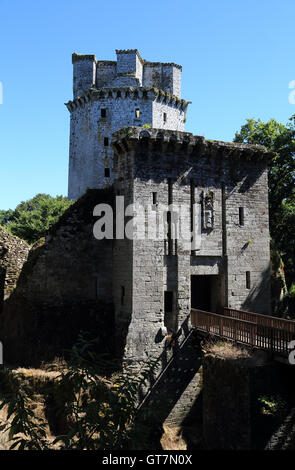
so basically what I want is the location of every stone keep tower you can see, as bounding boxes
[66,49,191,200]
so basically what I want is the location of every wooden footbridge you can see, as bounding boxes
[191,307,295,359]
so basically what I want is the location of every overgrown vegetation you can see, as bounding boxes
[258,395,287,418]
[0,335,158,450]
[0,194,74,245]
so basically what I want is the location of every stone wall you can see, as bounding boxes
[137,331,203,427]
[67,49,189,200]
[111,127,272,376]
[203,352,252,449]
[0,227,30,309]
[1,189,114,366]
[202,348,295,450]
[67,89,188,200]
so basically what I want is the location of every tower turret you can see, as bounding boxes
[66,49,191,200]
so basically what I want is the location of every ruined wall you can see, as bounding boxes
[0,227,30,308]
[1,190,114,366]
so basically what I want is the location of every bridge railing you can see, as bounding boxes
[223,307,295,333]
[191,308,294,356]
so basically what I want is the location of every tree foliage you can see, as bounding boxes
[234,115,295,292]
[0,194,74,244]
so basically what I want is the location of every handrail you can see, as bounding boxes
[223,307,295,333]
[191,308,294,356]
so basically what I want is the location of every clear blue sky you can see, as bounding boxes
[0,0,294,209]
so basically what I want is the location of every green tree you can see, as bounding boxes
[0,209,14,226]
[234,115,295,292]
[0,194,74,244]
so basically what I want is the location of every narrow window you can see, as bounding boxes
[104,168,110,178]
[101,108,106,118]
[163,112,167,123]
[246,271,251,289]
[239,207,244,226]
[152,192,158,205]
[164,291,173,313]
[104,137,109,147]
[135,108,140,118]
[121,286,125,306]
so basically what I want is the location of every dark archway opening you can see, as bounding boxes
[191,275,211,311]
[191,274,223,313]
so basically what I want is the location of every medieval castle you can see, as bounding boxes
[64,48,271,368]
[0,50,272,425]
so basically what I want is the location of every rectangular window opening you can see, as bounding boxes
[239,207,245,226]
[246,271,251,289]
[101,108,106,118]
[104,168,110,178]
[163,112,167,123]
[135,108,140,118]
[104,137,109,147]
[152,192,158,205]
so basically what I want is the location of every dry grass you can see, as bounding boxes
[0,364,115,450]
[0,366,63,450]
[14,368,60,380]
[0,406,12,450]
[160,425,187,450]
[203,340,252,360]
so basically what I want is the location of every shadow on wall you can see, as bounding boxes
[0,189,116,368]
[241,264,271,315]
[131,137,265,191]
[0,268,5,314]
[135,315,203,432]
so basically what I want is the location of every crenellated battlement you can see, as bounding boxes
[111,126,272,161]
[71,49,183,99]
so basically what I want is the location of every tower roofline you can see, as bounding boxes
[144,61,182,70]
[115,49,182,70]
[72,50,183,70]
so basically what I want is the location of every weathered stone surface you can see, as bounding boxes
[111,127,272,374]
[67,49,190,200]
[0,227,30,308]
